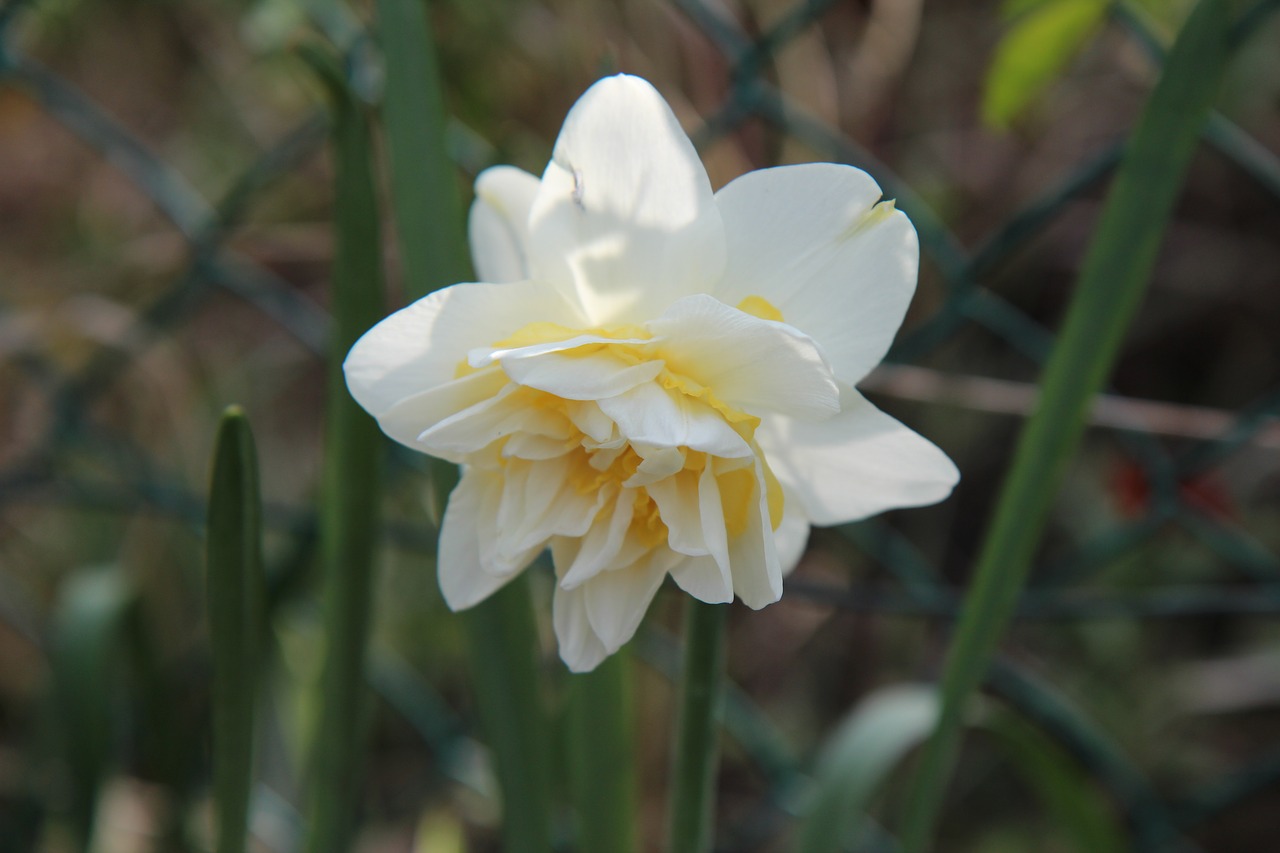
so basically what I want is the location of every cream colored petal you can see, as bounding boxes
[713,163,918,386]
[558,485,633,589]
[772,483,811,577]
[499,349,665,401]
[418,384,574,457]
[583,552,672,653]
[527,75,725,325]
[647,294,839,418]
[437,470,522,610]
[469,332,651,370]
[344,279,584,415]
[669,554,734,604]
[726,460,783,610]
[468,166,540,283]
[553,582,610,673]
[377,368,509,457]
[646,471,708,558]
[490,456,602,562]
[761,387,958,526]
[597,382,753,459]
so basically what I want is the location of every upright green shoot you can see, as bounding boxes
[300,47,386,853]
[899,2,1232,848]
[206,407,266,853]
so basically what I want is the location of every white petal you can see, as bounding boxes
[696,464,733,590]
[564,400,616,444]
[669,555,733,604]
[647,294,839,418]
[419,384,574,457]
[470,332,651,370]
[713,164,918,386]
[437,470,522,610]
[628,444,687,485]
[583,553,671,652]
[344,279,584,415]
[527,75,726,325]
[773,484,811,576]
[559,485,634,588]
[500,350,665,401]
[726,460,783,610]
[378,368,509,455]
[597,382,753,459]
[646,471,708,558]
[761,387,958,526]
[553,583,610,673]
[469,166,540,283]
[492,456,602,560]
[471,466,545,575]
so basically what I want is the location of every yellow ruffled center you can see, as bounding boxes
[468,296,788,548]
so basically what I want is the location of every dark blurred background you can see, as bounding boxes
[1,0,1279,850]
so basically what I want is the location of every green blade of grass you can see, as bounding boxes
[206,407,266,853]
[987,659,1180,847]
[372,5,556,846]
[795,685,940,853]
[300,45,387,853]
[897,1,1231,849]
[667,600,728,853]
[986,711,1127,853]
[50,567,136,851]
[375,0,469,298]
[459,572,554,853]
[568,649,637,853]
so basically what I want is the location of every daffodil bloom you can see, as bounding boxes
[345,75,958,671]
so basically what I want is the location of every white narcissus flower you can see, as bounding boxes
[345,74,958,672]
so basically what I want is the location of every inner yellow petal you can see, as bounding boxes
[735,295,784,323]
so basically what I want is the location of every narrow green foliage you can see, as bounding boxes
[982,0,1108,129]
[899,1,1231,849]
[301,46,387,853]
[50,567,136,851]
[370,4,557,846]
[375,0,469,298]
[987,712,1127,853]
[667,601,728,853]
[459,573,554,853]
[568,650,637,853]
[796,686,939,853]
[206,407,266,853]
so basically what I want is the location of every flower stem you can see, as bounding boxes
[569,648,637,853]
[298,47,385,853]
[667,600,727,853]
[460,574,554,853]
[207,407,265,853]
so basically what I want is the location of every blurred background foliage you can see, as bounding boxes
[1,0,1279,850]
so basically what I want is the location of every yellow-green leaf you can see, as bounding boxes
[983,0,1109,129]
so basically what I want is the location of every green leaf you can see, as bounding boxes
[49,567,136,850]
[206,406,267,853]
[458,573,554,853]
[986,712,1127,853]
[567,649,637,853]
[301,46,387,853]
[376,0,470,299]
[982,0,1109,130]
[900,1,1232,849]
[667,600,728,853]
[795,685,939,853]
[369,4,557,846]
